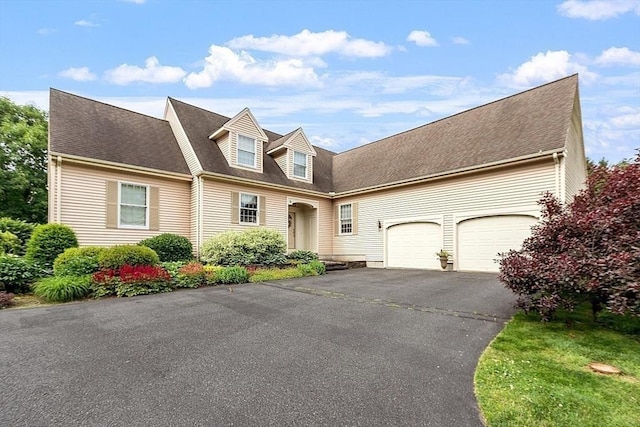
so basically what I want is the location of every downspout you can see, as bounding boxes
[553,153,561,200]
[197,175,204,259]
[56,156,62,223]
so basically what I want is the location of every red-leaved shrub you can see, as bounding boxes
[499,154,640,320]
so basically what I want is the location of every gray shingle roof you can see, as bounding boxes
[49,89,190,175]
[50,75,579,195]
[168,98,335,193]
[332,74,578,192]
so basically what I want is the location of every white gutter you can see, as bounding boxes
[198,171,332,199]
[553,152,561,199]
[56,156,62,223]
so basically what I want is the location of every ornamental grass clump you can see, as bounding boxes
[33,275,91,303]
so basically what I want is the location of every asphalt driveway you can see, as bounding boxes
[0,269,516,426]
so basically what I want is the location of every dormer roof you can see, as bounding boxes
[208,107,268,141]
[266,128,317,156]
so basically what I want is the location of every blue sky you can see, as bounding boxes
[1,0,638,162]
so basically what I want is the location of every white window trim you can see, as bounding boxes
[237,134,257,169]
[292,150,308,179]
[118,181,149,230]
[239,192,259,226]
[339,203,353,235]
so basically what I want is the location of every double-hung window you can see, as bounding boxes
[120,183,148,228]
[293,151,307,178]
[240,193,258,224]
[237,134,256,168]
[339,203,352,234]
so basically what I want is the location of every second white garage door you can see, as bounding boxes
[457,215,537,272]
[387,222,441,269]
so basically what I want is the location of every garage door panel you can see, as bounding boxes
[457,215,537,272]
[387,222,441,269]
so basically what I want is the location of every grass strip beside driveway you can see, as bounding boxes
[474,306,640,427]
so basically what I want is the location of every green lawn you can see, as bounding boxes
[475,306,640,427]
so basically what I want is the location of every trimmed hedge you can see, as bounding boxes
[0,231,21,255]
[98,245,159,270]
[54,246,106,276]
[0,217,35,255]
[201,228,287,266]
[25,223,78,269]
[139,233,193,262]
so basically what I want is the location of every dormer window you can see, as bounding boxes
[237,134,256,168]
[293,151,307,179]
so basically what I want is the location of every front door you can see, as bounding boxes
[288,212,296,249]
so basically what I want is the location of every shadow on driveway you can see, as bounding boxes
[1,268,515,426]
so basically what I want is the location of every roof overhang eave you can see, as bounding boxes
[332,148,566,198]
[49,152,194,181]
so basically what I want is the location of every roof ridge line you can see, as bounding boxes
[50,88,168,123]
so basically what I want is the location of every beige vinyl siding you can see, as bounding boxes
[563,98,587,202]
[58,163,191,247]
[200,178,332,257]
[218,134,230,165]
[288,132,312,153]
[274,152,287,176]
[165,101,202,175]
[233,113,263,138]
[331,160,556,262]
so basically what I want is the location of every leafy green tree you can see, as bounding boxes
[0,97,48,223]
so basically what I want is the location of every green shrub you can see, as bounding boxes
[139,233,193,262]
[287,250,319,264]
[33,275,91,303]
[53,246,106,277]
[160,261,187,281]
[308,260,326,275]
[296,263,318,277]
[249,267,304,283]
[214,266,249,284]
[0,231,21,255]
[25,223,78,269]
[203,265,222,285]
[0,217,35,255]
[201,228,287,266]
[98,245,159,270]
[0,254,40,293]
[0,291,15,308]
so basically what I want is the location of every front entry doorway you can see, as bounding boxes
[287,201,318,253]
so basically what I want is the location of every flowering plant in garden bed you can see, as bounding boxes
[176,262,207,288]
[91,264,173,297]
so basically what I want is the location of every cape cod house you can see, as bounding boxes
[48,74,587,272]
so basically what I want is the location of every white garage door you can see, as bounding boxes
[387,222,441,269]
[457,215,537,272]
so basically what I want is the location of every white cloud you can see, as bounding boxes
[332,72,468,95]
[59,67,97,81]
[610,111,640,128]
[37,28,57,35]
[310,135,339,149]
[407,30,439,47]
[74,19,99,27]
[595,47,640,67]
[497,50,598,87]
[104,57,187,85]
[226,29,391,58]
[452,36,470,45]
[557,0,640,20]
[184,45,322,89]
